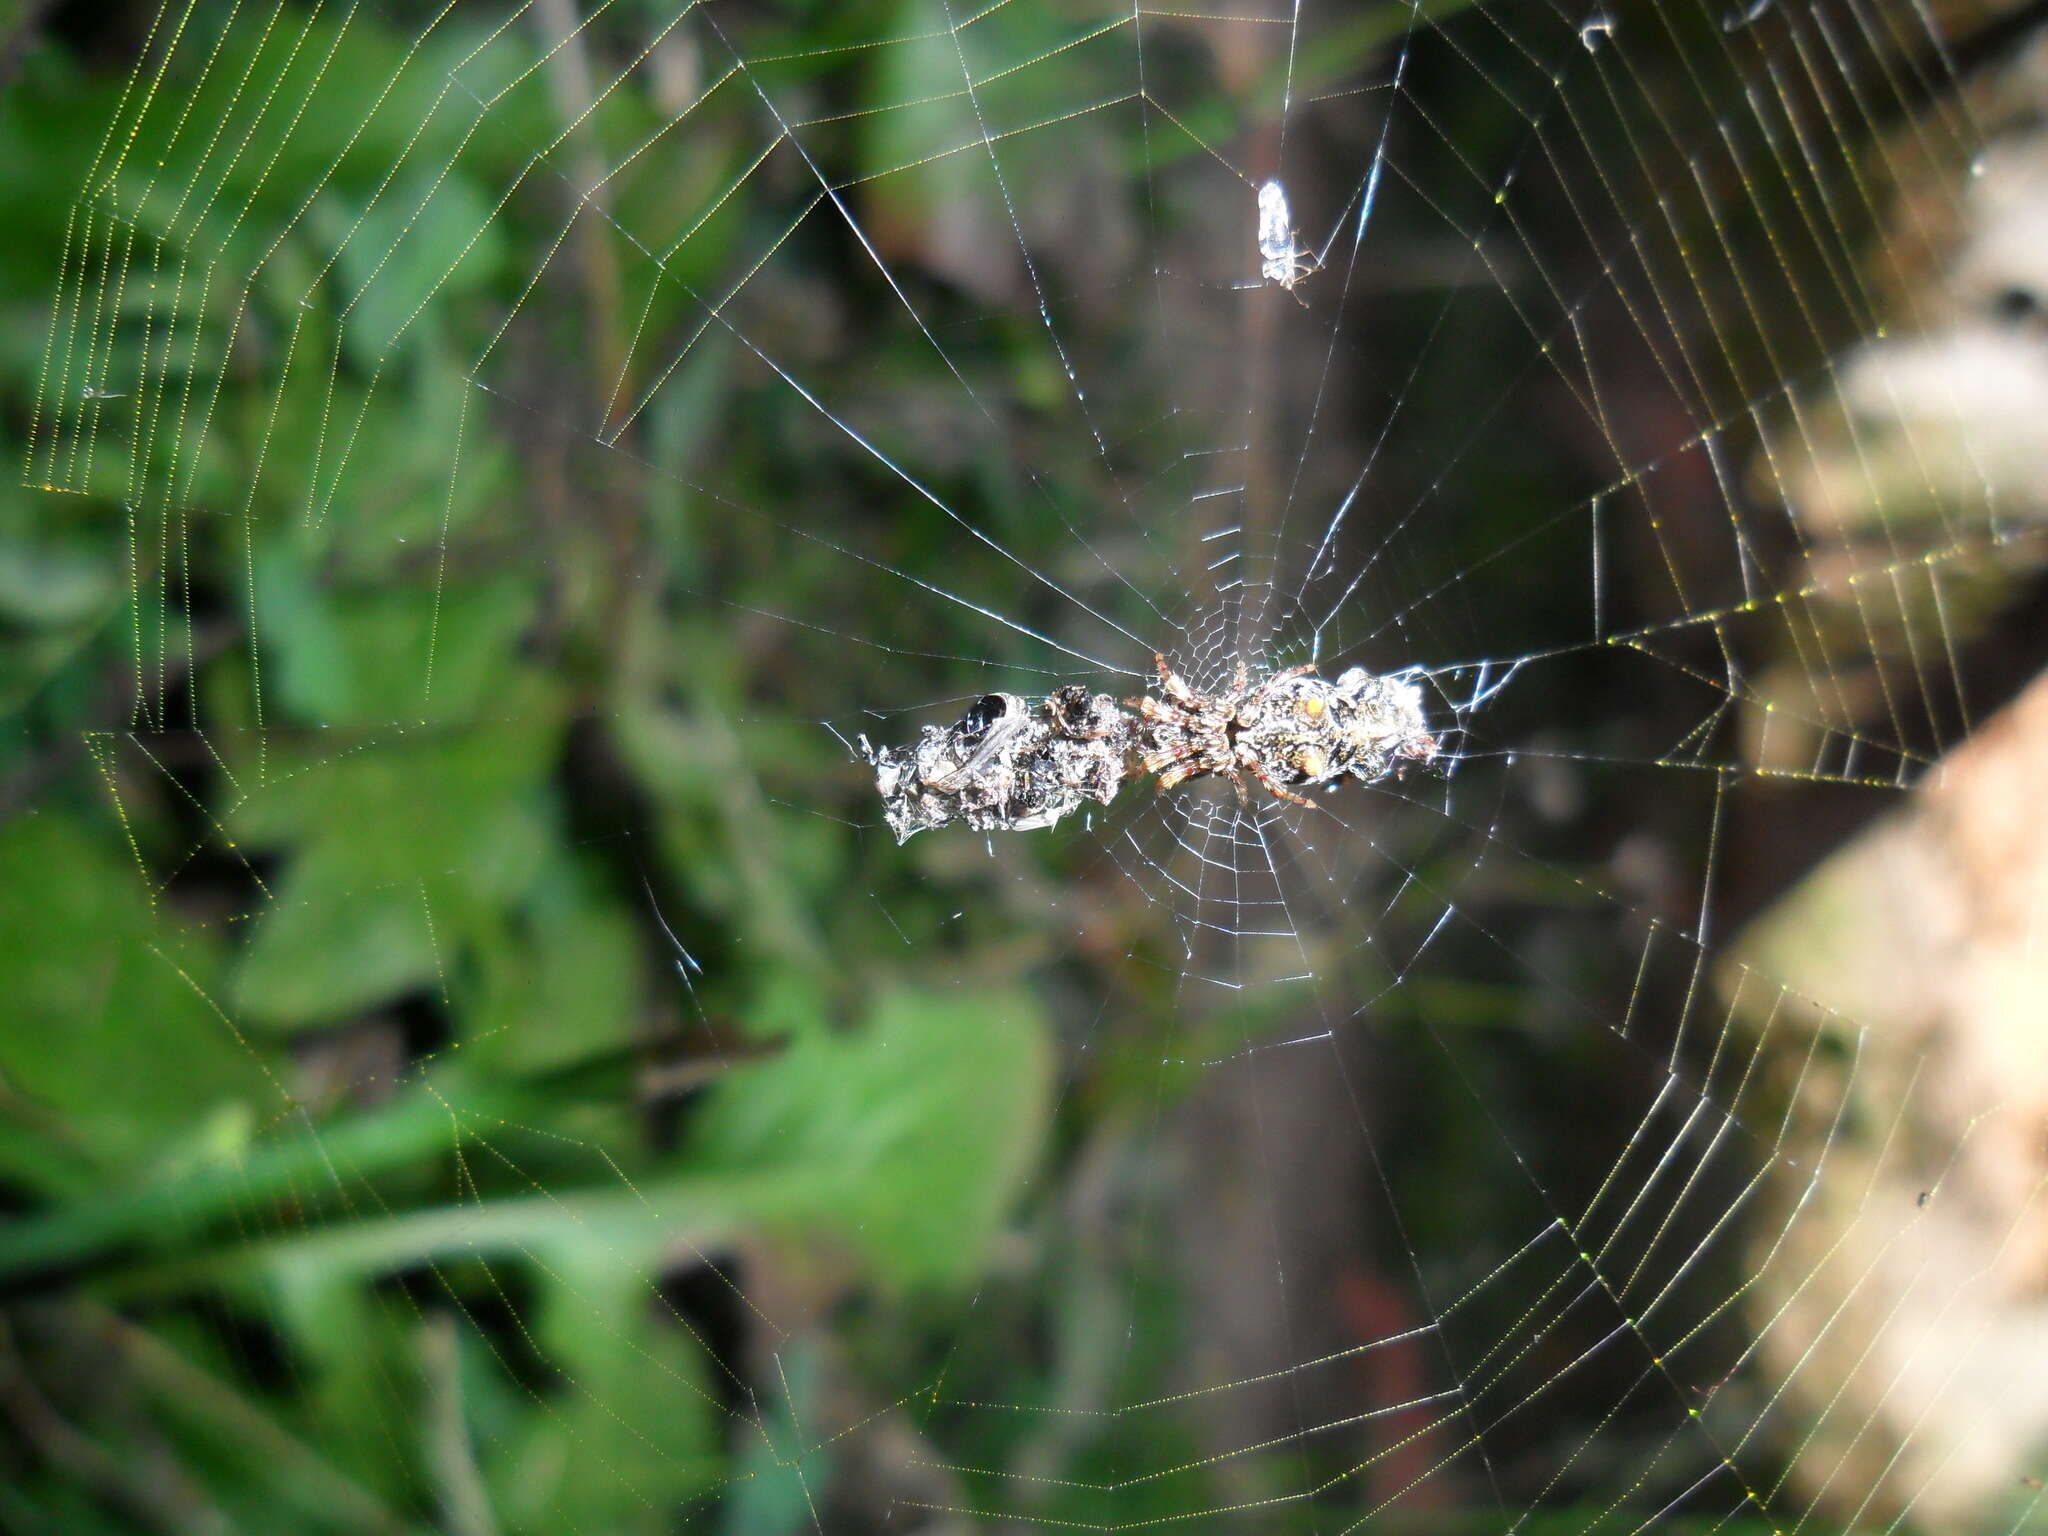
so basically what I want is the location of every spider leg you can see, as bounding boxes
[1154,654,1199,707]
[1126,696,1192,726]
[1142,738,1205,776]
[1253,765,1317,808]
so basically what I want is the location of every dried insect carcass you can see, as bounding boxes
[862,686,1131,844]
[1255,179,1320,296]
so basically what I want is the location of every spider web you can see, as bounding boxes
[15,0,2048,1531]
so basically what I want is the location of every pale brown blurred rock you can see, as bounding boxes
[1725,667,2048,1530]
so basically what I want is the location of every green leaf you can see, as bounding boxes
[315,168,506,375]
[717,1333,830,1536]
[0,813,272,1189]
[229,680,563,1028]
[690,985,1054,1290]
[465,854,644,1075]
[232,843,449,1025]
[255,557,539,726]
[59,987,1052,1304]
[0,535,117,627]
[490,1249,722,1534]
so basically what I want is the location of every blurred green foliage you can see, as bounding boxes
[0,4,1085,1528]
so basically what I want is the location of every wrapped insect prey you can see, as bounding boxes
[861,687,1133,844]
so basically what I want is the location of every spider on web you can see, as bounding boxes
[1129,653,1438,808]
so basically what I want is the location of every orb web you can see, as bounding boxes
[13,1,2048,1532]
